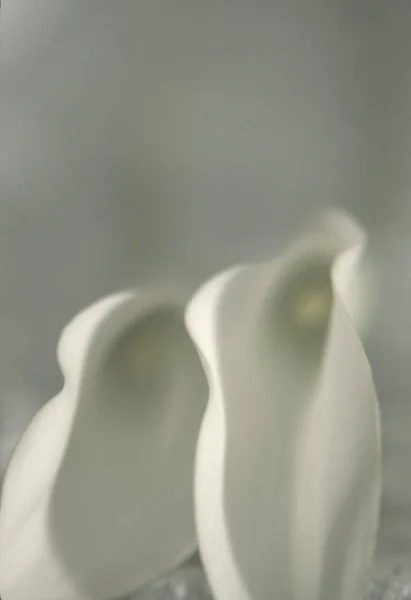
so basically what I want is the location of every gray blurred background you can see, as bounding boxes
[1,0,411,562]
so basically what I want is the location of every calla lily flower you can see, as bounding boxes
[185,210,381,600]
[0,290,207,600]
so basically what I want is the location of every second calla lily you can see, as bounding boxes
[185,210,381,600]
[0,290,207,600]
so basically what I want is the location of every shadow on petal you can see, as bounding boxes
[0,290,208,600]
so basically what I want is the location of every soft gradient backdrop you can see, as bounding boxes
[1,0,411,561]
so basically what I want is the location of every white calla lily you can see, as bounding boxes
[0,290,207,600]
[185,210,381,600]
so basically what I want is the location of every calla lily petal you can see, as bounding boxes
[185,210,381,600]
[304,208,376,334]
[0,290,208,600]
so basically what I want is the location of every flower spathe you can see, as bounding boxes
[185,210,381,600]
[0,290,208,600]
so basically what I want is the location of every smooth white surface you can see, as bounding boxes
[186,211,381,600]
[2,0,411,565]
[0,291,207,600]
